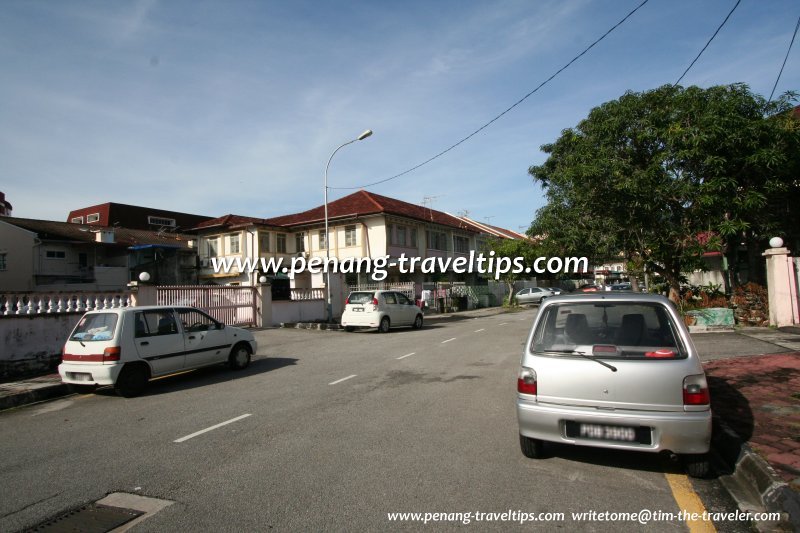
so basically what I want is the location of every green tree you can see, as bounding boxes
[529,84,800,302]
[488,237,542,305]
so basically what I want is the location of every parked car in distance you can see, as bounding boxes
[609,282,633,291]
[515,287,554,305]
[59,306,257,397]
[575,284,601,292]
[516,293,711,477]
[341,290,423,333]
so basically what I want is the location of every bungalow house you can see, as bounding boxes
[191,191,524,292]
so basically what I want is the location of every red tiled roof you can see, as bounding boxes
[194,214,269,230]
[264,191,479,232]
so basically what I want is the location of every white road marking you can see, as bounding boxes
[441,337,456,344]
[174,414,252,443]
[329,374,357,385]
[474,328,485,333]
[397,352,416,360]
[498,322,508,325]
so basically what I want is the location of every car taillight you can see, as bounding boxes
[683,374,710,405]
[517,367,537,396]
[372,297,379,306]
[345,297,350,305]
[103,346,121,362]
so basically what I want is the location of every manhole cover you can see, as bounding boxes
[25,503,143,533]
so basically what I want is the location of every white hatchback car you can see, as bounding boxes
[341,290,424,333]
[517,293,712,477]
[59,306,258,397]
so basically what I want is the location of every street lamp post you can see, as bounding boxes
[324,129,373,322]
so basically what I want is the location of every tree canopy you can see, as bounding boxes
[528,84,800,301]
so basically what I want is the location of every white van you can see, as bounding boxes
[58,306,257,397]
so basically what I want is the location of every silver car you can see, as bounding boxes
[516,293,711,477]
[515,287,553,305]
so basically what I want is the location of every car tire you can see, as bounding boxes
[344,326,355,332]
[683,453,710,478]
[413,314,423,329]
[68,384,97,395]
[378,316,390,333]
[519,434,544,459]
[114,364,149,398]
[229,343,252,370]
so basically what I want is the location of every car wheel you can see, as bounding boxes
[413,314,423,329]
[378,317,390,333]
[68,384,97,395]
[519,434,544,458]
[344,326,355,332]
[683,453,710,478]
[114,364,149,398]
[229,343,251,370]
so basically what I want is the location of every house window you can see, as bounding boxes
[453,235,470,254]
[0,253,6,270]
[345,225,357,247]
[148,216,176,227]
[86,213,100,223]
[277,233,287,254]
[45,250,66,259]
[410,228,417,247]
[70,216,83,224]
[295,232,305,253]
[426,230,448,251]
[396,226,407,247]
[229,234,240,254]
[260,232,270,253]
[207,238,219,258]
[318,230,327,250]
[386,224,394,245]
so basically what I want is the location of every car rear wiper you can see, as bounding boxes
[544,349,618,372]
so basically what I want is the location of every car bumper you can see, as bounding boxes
[341,313,382,328]
[517,398,711,454]
[58,362,124,386]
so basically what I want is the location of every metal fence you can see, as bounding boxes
[156,285,258,326]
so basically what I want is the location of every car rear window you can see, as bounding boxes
[348,292,374,304]
[530,302,686,359]
[70,313,118,341]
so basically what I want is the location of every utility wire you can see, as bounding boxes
[674,0,741,86]
[768,13,800,103]
[331,0,650,190]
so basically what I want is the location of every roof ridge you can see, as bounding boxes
[359,190,385,212]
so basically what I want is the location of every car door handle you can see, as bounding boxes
[188,336,196,340]
[140,341,149,346]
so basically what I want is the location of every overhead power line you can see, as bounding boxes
[768,13,800,103]
[330,0,650,190]
[674,0,741,86]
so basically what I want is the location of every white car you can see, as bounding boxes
[515,287,554,305]
[59,306,258,397]
[341,290,424,333]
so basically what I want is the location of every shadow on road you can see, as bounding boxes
[93,356,298,398]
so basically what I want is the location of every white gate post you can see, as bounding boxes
[763,239,800,327]
[257,280,272,328]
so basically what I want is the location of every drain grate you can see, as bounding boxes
[25,503,143,533]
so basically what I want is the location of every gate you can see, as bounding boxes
[156,285,257,327]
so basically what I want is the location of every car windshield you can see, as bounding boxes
[70,313,118,341]
[530,302,686,359]
[348,292,374,304]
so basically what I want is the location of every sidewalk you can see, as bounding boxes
[1,324,798,527]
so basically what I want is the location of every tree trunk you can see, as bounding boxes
[507,281,516,306]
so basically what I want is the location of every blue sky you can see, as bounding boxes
[1,0,798,232]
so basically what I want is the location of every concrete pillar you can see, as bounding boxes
[256,281,272,328]
[128,283,157,307]
[762,245,800,327]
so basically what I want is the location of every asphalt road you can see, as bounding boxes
[0,308,747,531]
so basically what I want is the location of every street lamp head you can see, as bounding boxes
[357,129,373,141]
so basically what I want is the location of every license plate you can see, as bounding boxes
[352,307,364,312]
[565,421,638,442]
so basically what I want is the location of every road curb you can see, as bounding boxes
[711,418,799,531]
[0,383,71,412]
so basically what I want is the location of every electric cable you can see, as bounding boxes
[674,0,741,86]
[330,0,650,190]
[768,13,800,103]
